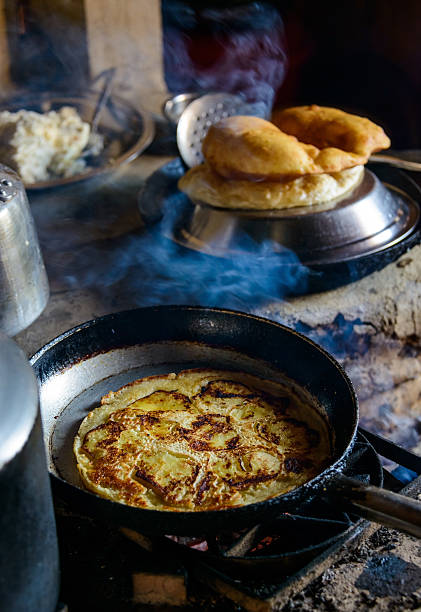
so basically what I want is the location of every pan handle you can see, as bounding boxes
[327,474,421,539]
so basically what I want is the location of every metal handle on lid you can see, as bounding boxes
[0,176,17,202]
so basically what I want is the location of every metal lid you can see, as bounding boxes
[171,170,420,264]
[0,334,38,469]
[163,93,201,124]
[0,164,19,203]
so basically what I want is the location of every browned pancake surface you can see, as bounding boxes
[74,369,331,511]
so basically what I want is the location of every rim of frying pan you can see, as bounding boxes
[30,305,359,533]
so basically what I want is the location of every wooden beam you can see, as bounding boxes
[4,0,89,91]
[0,0,11,90]
[84,0,167,113]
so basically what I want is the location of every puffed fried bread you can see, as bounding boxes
[178,163,364,210]
[74,369,331,512]
[272,104,390,159]
[178,106,390,210]
[202,115,368,181]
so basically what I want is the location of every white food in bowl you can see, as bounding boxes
[0,106,103,184]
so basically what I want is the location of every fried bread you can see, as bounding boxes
[178,107,389,210]
[74,369,331,512]
[178,162,364,210]
[202,115,370,181]
[272,104,391,160]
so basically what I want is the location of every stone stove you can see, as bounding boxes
[14,155,421,611]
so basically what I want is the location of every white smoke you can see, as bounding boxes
[163,3,288,114]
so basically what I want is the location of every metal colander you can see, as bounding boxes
[176,93,268,167]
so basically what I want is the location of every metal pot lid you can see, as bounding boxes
[139,162,420,266]
[0,334,38,469]
[173,170,419,264]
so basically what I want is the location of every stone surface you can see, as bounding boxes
[283,480,421,611]
[259,246,421,452]
[13,152,421,611]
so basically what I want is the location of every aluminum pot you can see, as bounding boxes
[0,334,59,612]
[0,165,49,336]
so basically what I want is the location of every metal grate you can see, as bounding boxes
[125,429,421,610]
[55,429,421,611]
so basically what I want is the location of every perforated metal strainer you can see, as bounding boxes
[176,93,268,167]
[174,92,421,172]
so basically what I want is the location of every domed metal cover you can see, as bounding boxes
[139,162,420,267]
[0,334,38,469]
[173,170,420,264]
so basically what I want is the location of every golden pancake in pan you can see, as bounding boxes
[74,369,331,512]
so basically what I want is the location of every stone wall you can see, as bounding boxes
[260,245,421,452]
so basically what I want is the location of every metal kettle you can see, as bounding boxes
[0,165,49,336]
[0,334,59,612]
